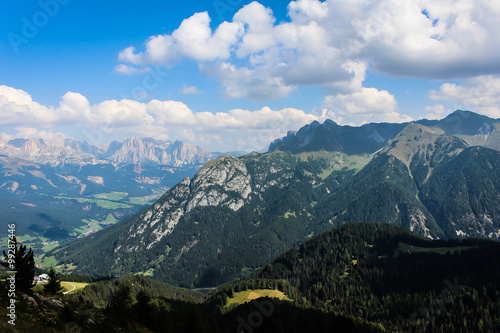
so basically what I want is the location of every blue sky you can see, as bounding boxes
[1,0,500,151]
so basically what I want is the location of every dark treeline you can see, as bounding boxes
[2,222,500,332]
[253,222,500,332]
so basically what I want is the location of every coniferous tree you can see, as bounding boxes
[2,236,36,291]
[44,266,64,294]
[107,283,133,314]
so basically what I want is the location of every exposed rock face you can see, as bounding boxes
[0,135,212,168]
[104,138,212,167]
[0,136,104,166]
[123,155,252,251]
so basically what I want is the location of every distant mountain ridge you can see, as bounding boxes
[0,134,105,166]
[270,110,500,154]
[0,135,213,168]
[0,135,218,249]
[102,137,212,167]
[269,119,407,154]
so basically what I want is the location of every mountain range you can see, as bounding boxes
[0,134,213,167]
[0,136,219,261]
[47,110,500,288]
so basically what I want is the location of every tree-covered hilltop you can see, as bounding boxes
[0,270,384,333]
[252,222,500,332]
[67,274,205,307]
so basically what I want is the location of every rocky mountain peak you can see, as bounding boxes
[269,118,406,154]
[104,137,211,167]
[50,133,67,147]
[122,154,253,251]
[22,138,46,151]
[437,110,498,135]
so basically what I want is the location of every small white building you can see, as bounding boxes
[38,274,49,282]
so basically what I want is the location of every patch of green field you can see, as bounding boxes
[17,235,38,242]
[1,235,39,250]
[74,218,103,234]
[38,255,58,268]
[54,195,73,200]
[104,213,118,224]
[297,151,373,179]
[77,198,133,209]
[55,194,134,209]
[129,196,152,205]
[137,268,155,277]
[0,237,9,247]
[152,188,165,195]
[240,267,259,277]
[225,289,291,309]
[129,190,164,205]
[61,281,89,293]
[93,191,128,201]
[42,242,60,253]
[396,242,478,256]
[284,211,297,218]
[32,283,44,292]
[57,263,77,273]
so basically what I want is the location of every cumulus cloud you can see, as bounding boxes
[0,85,87,126]
[323,87,413,124]
[200,62,295,100]
[288,0,329,23]
[233,1,276,58]
[429,75,500,118]
[118,12,244,65]
[11,128,68,143]
[115,64,151,75]
[116,0,500,103]
[179,85,201,94]
[0,85,324,151]
[117,1,369,100]
[422,104,452,120]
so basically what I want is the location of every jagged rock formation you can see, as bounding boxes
[0,135,212,168]
[103,137,212,167]
[0,135,105,166]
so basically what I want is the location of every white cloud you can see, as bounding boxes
[323,87,413,124]
[422,104,452,120]
[91,99,152,128]
[115,64,151,75]
[10,128,67,143]
[0,85,85,126]
[429,75,500,118]
[118,12,244,66]
[147,100,196,126]
[0,85,326,151]
[352,0,500,78]
[233,1,276,57]
[115,0,500,103]
[288,0,329,23]
[200,62,295,100]
[116,1,369,100]
[179,85,201,94]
